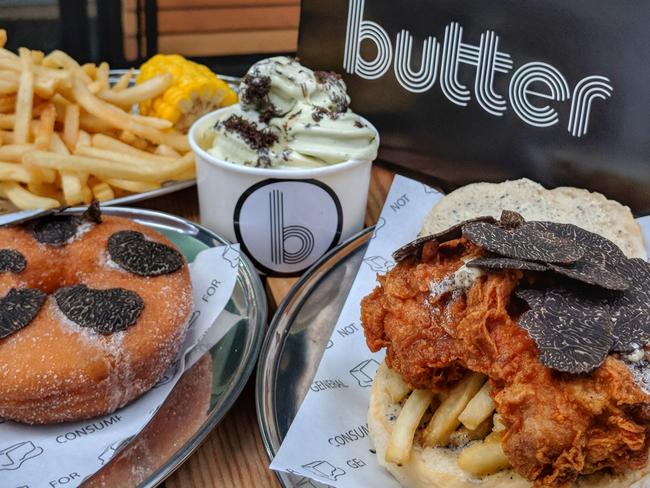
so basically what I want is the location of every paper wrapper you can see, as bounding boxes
[270,175,650,487]
[0,244,241,488]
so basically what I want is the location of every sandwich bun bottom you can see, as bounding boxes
[368,361,649,488]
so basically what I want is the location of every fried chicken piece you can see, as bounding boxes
[361,238,650,487]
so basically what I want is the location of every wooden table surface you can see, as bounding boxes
[130,165,395,488]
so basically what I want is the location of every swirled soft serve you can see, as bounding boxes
[203,57,378,168]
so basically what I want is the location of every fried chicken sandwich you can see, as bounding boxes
[361,179,650,487]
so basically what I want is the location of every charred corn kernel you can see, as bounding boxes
[137,54,237,132]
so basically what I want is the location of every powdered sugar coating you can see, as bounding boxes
[0,216,192,424]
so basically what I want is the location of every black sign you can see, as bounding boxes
[298,1,650,213]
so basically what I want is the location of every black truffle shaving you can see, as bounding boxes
[518,287,614,373]
[548,261,629,291]
[30,202,102,246]
[609,258,650,352]
[393,216,497,262]
[467,256,548,272]
[0,288,46,338]
[82,200,102,224]
[32,215,80,245]
[498,210,526,229]
[463,220,583,264]
[0,249,26,273]
[107,230,185,276]
[54,284,144,334]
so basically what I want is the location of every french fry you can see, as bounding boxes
[31,50,44,65]
[24,150,194,182]
[97,73,172,108]
[14,48,34,144]
[449,416,493,448]
[81,62,96,79]
[0,78,18,94]
[111,69,133,92]
[386,389,435,465]
[50,132,83,205]
[130,113,173,130]
[77,129,91,147]
[154,144,180,158]
[42,50,91,83]
[383,367,413,404]
[458,432,511,477]
[79,111,113,133]
[75,145,173,168]
[102,177,160,193]
[34,103,56,149]
[91,133,174,162]
[88,62,109,94]
[0,161,41,183]
[0,29,6,49]
[458,382,495,431]
[118,130,148,150]
[0,144,35,162]
[0,94,16,112]
[91,181,114,201]
[492,413,506,433]
[0,113,14,129]
[0,181,59,209]
[70,78,189,151]
[63,103,80,151]
[423,373,486,447]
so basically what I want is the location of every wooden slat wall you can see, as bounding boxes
[122,0,300,61]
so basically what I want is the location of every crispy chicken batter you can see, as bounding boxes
[361,238,650,487]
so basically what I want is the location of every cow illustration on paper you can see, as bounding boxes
[0,441,44,471]
[222,244,240,269]
[363,255,393,273]
[301,460,346,481]
[371,217,386,240]
[98,437,133,465]
[350,358,381,387]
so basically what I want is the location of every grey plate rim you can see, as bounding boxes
[56,206,267,487]
[255,226,373,488]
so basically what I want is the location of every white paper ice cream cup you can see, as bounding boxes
[189,108,379,276]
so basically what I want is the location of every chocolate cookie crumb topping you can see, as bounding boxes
[240,73,271,107]
[55,284,144,334]
[221,115,278,151]
[0,288,46,338]
[0,249,26,273]
[108,230,185,276]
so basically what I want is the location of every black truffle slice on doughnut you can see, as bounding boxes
[462,221,583,264]
[518,287,614,373]
[0,249,26,273]
[609,258,650,352]
[467,256,548,272]
[32,215,81,246]
[0,288,47,338]
[393,216,496,262]
[107,230,184,276]
[54,284,144,334]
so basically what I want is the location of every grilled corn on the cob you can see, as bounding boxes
[137,54,237,132]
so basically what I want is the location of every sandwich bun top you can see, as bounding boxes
[421,178,646,259]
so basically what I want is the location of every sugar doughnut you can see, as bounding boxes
[0,212,192,424]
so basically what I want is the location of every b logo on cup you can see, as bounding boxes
[234,179,343,275]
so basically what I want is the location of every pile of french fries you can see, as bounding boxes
[383,367,511,477]
[0,30,195,210]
